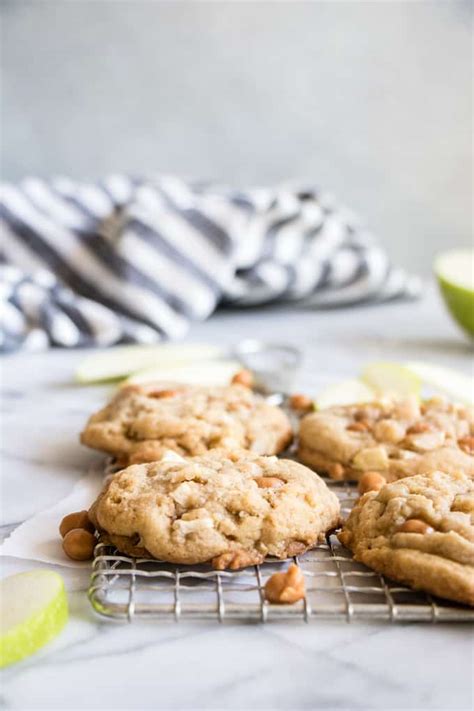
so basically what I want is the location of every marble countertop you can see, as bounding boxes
[1,283,473,710]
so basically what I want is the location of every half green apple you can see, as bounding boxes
[434,248,474,338]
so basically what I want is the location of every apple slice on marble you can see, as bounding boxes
[123,359,241,387]
[0,571,68,668]
[315,379,376,409]
[75,343,225,383]
[361,362,421,399]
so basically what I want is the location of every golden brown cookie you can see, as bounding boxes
[81,383,293,465]
[298,396,474,482]
[89,451,341,569]
[338,471,474,606]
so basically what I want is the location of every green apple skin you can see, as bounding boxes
[0,573,69,668]
[437,275,474,339]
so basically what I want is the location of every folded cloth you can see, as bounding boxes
[0,175,421,351]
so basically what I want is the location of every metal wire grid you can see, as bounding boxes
[88,480,474,623]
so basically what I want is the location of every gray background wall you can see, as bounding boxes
[1,0,472,274]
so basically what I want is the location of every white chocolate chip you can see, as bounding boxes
[373,419,406,444]
[171,481,205,508]
[352,446,389,470]
[170,464,213,484]
[398,449,418,460]
[160,450,186,464]
[172,516,214,537]
[408,430,445,452]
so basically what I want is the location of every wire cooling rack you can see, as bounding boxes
[88,479,474,623]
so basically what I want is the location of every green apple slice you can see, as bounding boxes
[75,343,225,383]
[405,361,474,406]
[124,359,241,386]
[1,571,68,668]
[361,362,421,398]
[434,248,474,338]
[315,378,376,409]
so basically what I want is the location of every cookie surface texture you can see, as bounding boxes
[81,383,293,464]
[298,396,474,482]
[338,471,474,605]
[89,451,341,569]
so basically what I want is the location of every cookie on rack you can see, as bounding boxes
[338,471,474,606]
[81,383,293,466]
[88,450,341,569]
[298,396,474,482]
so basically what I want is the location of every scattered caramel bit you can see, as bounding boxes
[212,549,263,570]
[231,369,254,388]
[289,393,314,413]
[148,389,180,399]
[62,529,96,561]
[255,476,284,489]
[406,422,432,435]
[264,564,306,605]
[358,471,386,495]
[347,421,370,433]
[398,519,434,535]
[59,510,95,538]
[458,436,474,455]
[327,462,345,480]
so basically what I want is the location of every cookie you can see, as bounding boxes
[338,471,474,606]
[298,396,474,482]
[81,383,293,465]
[88,451,341,568]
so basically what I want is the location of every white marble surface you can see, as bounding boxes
[1,283,473,710]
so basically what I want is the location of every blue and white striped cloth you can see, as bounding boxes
[0,176,421,351]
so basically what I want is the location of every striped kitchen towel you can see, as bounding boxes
[0,175,421,351]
